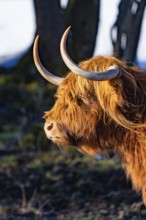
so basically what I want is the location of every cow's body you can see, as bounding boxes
[33,28,146,204]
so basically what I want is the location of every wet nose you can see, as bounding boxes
[44,121,59,140]
[47,122,53,131]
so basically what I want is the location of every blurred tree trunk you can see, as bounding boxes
[34,0,65,74]
[65,0,100,63]
[33,0,100,75]
[111,0,146,62]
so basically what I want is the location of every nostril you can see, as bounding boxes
[47,123,53,131]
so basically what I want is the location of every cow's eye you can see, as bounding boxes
[77,98,83,106]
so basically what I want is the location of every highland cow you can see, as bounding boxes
[33,27,146,204]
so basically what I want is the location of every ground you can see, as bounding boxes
[0,57,146,220]
[0,149,145,220]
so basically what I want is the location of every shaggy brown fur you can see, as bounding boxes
[44,56,146,204]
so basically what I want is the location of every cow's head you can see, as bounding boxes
[33,27,142,155]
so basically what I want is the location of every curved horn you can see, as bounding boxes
[60,26,120,81]
[33,35,64,86]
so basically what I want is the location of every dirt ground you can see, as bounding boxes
[0,148,145,220]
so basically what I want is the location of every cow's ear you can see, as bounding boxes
[94,66,137,113]
[94,79,124,113]
[94,67,143,129]
[94,77,131,128]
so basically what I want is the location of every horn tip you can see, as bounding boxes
[34,35,39,47]
[66,26,71,33]
[35,35,39,41]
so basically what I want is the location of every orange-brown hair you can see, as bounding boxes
[44,56,146,204]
